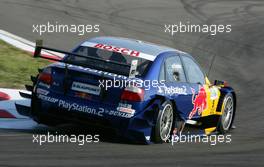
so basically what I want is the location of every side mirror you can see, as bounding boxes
[214,80,228,87]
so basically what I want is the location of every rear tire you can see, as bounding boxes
[217,93,235,134]
[153,101,174,143]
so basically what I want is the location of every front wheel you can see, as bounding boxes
[217,93,235,134]
[153,101,174,143]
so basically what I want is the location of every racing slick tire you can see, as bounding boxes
[217,93,235,134]
[153,101,174,143]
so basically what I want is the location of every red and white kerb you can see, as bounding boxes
[81,42,156,61]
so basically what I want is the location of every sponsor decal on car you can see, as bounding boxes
[171,64,182,69]
[188,86,207,119]
[117,103,135,116]
[71,81,101,96]
[36,88,49,95]
[37,94,134,118]
[157,85,187,95]
[99,108,133,118]
[38,94,58,103]
[58,100,104,117]
[129,59,138,78]
[81,41,156,61]
[209,87,219,100]
[94,43,140,57]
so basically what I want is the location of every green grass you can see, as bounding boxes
[0,40,50,88]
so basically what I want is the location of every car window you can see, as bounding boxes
[164,55,186,82]
[159,62,165,81]
[182,55,205,84]
[67,46,152,76]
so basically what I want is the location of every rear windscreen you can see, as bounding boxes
[65,46,152,76]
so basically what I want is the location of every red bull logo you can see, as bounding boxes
[188,86,207,119]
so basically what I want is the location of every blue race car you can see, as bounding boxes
[16,37,236,144]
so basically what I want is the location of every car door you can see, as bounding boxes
[181,54,213,120]
[158,54,191,120]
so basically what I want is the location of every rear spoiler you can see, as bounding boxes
[33,40,135,76]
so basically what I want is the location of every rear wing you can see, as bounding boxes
[34,40,137,77]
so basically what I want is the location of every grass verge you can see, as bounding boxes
[0,40,50,88]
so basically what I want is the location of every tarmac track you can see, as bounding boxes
[0,0,264,166]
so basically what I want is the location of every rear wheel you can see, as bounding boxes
[153,101,174,143]
[217,93,234,134]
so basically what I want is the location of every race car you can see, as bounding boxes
[16,37,236,144]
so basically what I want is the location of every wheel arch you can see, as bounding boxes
[217,86,237,127]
